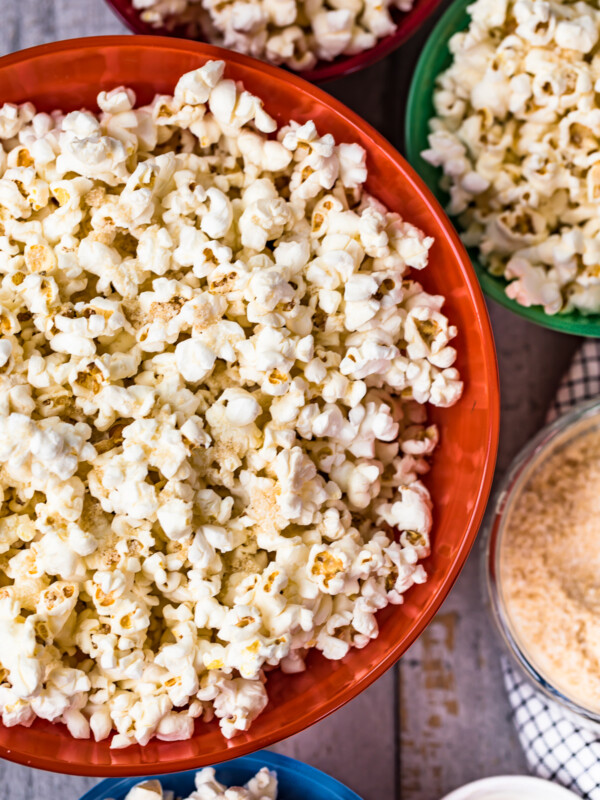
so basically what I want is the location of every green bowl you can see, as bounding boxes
[405,0,600,337]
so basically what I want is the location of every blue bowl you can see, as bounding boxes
[80,751,363,800]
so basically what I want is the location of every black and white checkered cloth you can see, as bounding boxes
[546,340,600,422]
[502,338,600,799]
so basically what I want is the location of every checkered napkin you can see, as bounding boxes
[501,338,600,799]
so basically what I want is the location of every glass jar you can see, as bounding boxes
[483,397,600,727]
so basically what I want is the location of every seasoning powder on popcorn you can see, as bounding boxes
[0,60,462,747]
[501,428,600,710]
[423,0,600,316]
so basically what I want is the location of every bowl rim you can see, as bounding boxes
[103,0,446,83]
[440,775,581,800]
[483,397,600,724]
[0,35,500,775]
[78,751,364,800]
[404,0,600,337]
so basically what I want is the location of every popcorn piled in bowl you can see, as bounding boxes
[119,768,277,800]
[423,0,600,316]
[131,0,414,70]
[0,60,462,748]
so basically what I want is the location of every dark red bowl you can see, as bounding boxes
[105,0,445,82]
[0,36,499,776]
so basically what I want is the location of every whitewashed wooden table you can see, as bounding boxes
[0,3,583,797]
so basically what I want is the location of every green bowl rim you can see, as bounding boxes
[405,0,600,337]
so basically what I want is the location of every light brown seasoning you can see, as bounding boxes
[84,186,107,208]
[502,428,600,711]
[148,297,185,322]
[247,482,282,531]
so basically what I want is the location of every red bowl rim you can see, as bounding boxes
[0,36,500,775]
[103,0,446,83]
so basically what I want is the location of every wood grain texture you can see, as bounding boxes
[0,0,125,55]
[0,2,583,798]
[272,672,397,800]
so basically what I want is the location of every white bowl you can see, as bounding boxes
[441,776,580,800]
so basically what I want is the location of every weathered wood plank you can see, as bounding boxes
[0,0,125,57]
[0,0,57,53]
[0,764,98,800]
[328,58,390,133]
[273,670,397,800]
[52,0,127,39]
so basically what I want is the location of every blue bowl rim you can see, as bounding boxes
[78,751,364,800]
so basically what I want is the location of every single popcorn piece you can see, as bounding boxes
[130,0,415,71]
[423,0,600,316]
[0,60,462,746]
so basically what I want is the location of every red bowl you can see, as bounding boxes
[105,0,445,82]
[0,37,499,776]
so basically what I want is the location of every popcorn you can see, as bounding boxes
[175,337,217,383]
[0,61,461,748]
[211,675,269,736]
[116,767,278,800]
[0,590,43,698]
[423,0,600,315]
[0,340,12,368]
[132,0,415,71]
[157,498,194,540]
